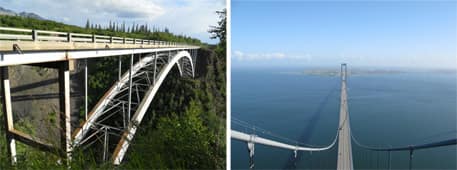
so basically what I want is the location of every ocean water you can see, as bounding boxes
[231,67,456,169]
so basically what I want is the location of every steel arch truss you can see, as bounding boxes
[72,50,195,164]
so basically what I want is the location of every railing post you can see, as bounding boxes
[133,38,136,44]
[67,32,72,42]
[110,36,113,44]
[123,37,126,44]
[32,29,38,41]
[92,34,96,43]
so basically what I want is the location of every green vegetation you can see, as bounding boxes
[0,9,226,169]
[0,15,205,46]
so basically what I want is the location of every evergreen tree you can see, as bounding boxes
[209,9,226,57]
[85,19,90,29]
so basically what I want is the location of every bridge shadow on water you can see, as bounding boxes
[283,84,338,169]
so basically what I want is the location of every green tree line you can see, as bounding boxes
[0,15,205,45]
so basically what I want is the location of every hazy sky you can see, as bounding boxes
[0,0,225,44]
[232,1,457,69]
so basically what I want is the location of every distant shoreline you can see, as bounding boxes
[278,68,457,77]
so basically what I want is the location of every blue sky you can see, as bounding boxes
[232,1,457,69]
[0,0,224,44]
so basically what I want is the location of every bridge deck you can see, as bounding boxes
[0,26,198,67]
[0,47,198,67]
[337,65,353,170]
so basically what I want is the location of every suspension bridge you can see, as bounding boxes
[231,64,457,169]
[0,26,199,165]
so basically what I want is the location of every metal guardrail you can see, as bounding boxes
[0,26,189,47]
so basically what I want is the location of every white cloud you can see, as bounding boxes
[90,0,165,19]
[233,50,312,62]
[152,0,224,41]
[233,51,286,60]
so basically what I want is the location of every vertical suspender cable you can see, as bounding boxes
[153,52,157,84]
[409,149,413,170]
[118,55,122,81]
[127,53,133,124]
[84,59,88,120]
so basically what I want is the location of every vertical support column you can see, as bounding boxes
[247,134,256,169]
[341,64,343,81]
[345,64,347,80]
[127,54,133,124]
[247,141,255,169]
[118,56,122,81]
[103,127,109,161]
[168,51,171,62]
[59,61,72,163]
[1,67,17,165]
[408,149,414,170]
[341,63,347,82]
[84,59,88,120]
[194,49,197,76]
[153,52,157,84]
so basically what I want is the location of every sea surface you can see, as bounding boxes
[231,67,457,169]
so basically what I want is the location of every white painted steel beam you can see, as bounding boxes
[58,62,72,163]
[112,51,194,165]
[72,55,156,145]
[0,47,199,67]
[1,67,17,164]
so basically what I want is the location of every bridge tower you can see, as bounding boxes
[341,63,347,82]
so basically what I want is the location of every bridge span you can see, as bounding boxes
[337,63,353,169]
[0,26,199,165]
[231,63,456,169]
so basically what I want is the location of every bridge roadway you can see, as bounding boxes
[337,63,353,170]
